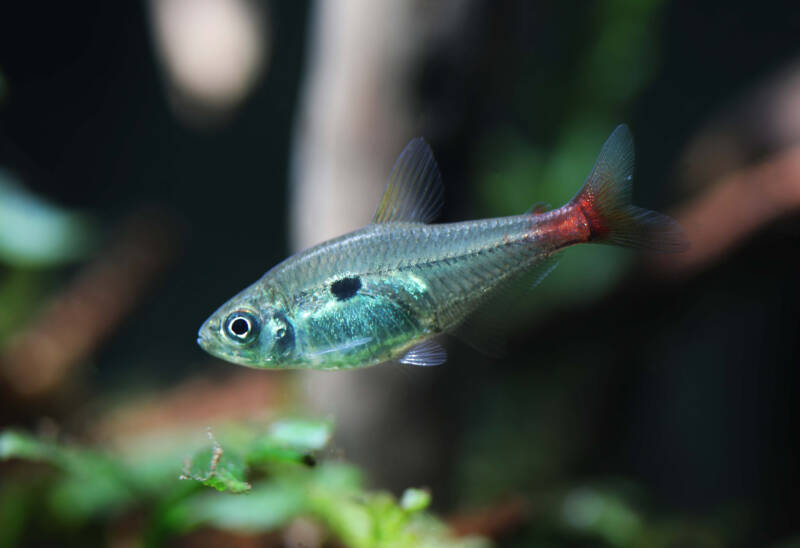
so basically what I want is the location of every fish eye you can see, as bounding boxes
[231,317,250,336]
[275,326,287,339]
[224,311,259,343]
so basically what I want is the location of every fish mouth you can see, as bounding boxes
[196,334,210,349]
[196,332,232,363]
[197,318,221,353]
[196,333,218,355]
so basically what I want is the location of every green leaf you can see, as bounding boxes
[561,487,643,547]
[266,418,333,452]
[0,430,135,521]
[0,430,55,462]
[307,468,483,548]
[247,418,333,466]
[0,170,96,267]
[400,488,432,513]
[180,437,251,494]
[166,482,306,534]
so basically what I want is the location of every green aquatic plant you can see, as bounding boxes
[0,419,488,547]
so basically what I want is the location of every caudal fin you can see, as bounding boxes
[570,125,689,253]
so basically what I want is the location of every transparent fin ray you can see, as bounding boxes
[528,257,560,289]
[431,243,555,329]
[452,255,559,357]
[399,339,447,366]
[451,316,507,358]
[572,124,689,253]
[372,138,444,224]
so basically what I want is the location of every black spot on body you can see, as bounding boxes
[331,276,362,300]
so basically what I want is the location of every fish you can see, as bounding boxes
[197,124,688,370]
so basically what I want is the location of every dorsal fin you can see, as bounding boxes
[372,138,444,224]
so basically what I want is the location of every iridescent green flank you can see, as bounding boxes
[197,127,686,370]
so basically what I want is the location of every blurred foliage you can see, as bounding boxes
[0,419,488,547]
[0,417,749,548]
[450,361,738,547]
[0,268,47,344]
[0,169,96,345]
[0,169,95,268]
[475,0,666,318]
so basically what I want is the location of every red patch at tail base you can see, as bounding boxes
[564,125,689,252]
[531,205,593,249]
[575,195,610,242]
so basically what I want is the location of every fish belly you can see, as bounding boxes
[291,271,435,369]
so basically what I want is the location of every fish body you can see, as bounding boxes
[198,125,687,370]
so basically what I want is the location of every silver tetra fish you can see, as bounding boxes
[198,125,688,370]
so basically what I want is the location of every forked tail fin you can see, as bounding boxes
[571,125,689,252]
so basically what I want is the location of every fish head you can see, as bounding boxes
[197,284,295,368]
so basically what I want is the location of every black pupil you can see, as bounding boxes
[230,317,250,336]
[331,276,362,301]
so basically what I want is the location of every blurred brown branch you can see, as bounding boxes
[0,210,181,401]
[89,369,285,447]
[680,59,800,191]
[448,496,528,540]
[652,143,800,276]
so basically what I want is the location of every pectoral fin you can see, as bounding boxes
[399,339,447,366]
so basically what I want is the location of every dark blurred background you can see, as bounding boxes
[0,1,799,546]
